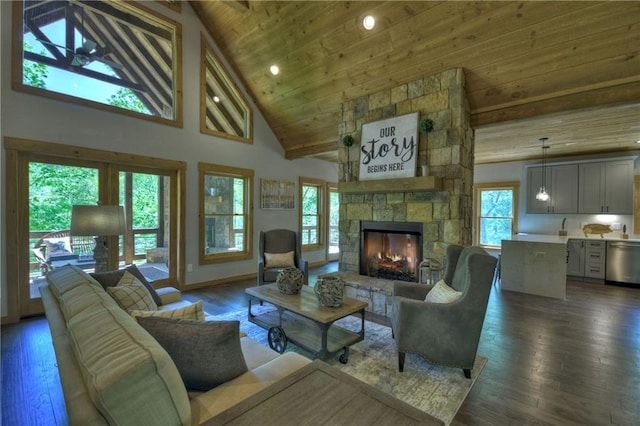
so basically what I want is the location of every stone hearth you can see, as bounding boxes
[337,68,474,281]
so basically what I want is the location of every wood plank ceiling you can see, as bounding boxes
[190,1,640,164]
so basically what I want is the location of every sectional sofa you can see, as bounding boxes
[39,265,311,425]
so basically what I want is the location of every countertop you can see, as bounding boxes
[504,234,640,244]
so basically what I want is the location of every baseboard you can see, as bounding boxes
[182,272,257,290]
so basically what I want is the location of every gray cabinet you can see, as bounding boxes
[527,164,578,214]
[566,239,584,276]
[578,160,633,214]
[567,239,606,280]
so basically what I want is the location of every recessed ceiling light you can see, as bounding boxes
[362,15,375,30]
[213,95,220,103]
[270,65,280,75]
[635,140,640,144]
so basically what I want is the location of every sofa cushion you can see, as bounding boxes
[91,264,162,306]
[67,300,191,425]
[107,271,158,312]
[137,317,248,391]
[424,280,462,304]
[47,265,99,300]
[130,300,205,320]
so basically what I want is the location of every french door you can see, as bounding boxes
[5,138,184,321]
[327,183,339,261]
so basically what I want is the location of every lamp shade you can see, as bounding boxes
[70,205,125,236]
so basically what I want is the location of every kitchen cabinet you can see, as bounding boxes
[527,164,578,213]
[578,160,633,214]
[566,239,584,276]
[567,239,606,281]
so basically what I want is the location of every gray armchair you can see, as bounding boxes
[390,244,497,378]
[258,229,309,286]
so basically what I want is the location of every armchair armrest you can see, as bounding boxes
[156,287,182,305]
[393,281,431,300]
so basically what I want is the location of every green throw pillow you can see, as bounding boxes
[91,264,162,306]
[107,271,158,312]
[136,317,248,391]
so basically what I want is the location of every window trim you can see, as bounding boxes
[11,0,184,127]
[200,34,253,143]
[299,177,325,251]
[198,162,254,264]
[474,182,519,248]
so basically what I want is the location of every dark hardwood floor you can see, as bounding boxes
[2,263,639,425]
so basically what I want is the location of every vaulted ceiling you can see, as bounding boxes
[190,1,640,164]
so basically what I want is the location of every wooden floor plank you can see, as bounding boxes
[2,262,639,425]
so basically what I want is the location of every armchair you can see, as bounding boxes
[390,244,497,378]
[258,229,309,286]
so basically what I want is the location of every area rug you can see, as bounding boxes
[211,306,487,425]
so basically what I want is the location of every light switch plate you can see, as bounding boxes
[611,222,621,230]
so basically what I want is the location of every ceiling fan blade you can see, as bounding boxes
[70,56,84,66]
[35,38,73,53]
[93,56,124,70]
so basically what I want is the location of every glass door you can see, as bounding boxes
[26,159,101,316]
[118,169,172,284]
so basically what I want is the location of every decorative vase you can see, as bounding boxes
[276,267,304,295]
[314,276,345,307]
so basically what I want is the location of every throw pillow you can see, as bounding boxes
[264,251,295,268]
[424,280,463,304]
[107,271,158,312]
[91,264,162,306]
[130,300,205,320]
[136,317,248,391]
[45,238,73,259]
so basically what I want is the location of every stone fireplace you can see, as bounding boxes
[360,221,422,282]
[336,68,474,288]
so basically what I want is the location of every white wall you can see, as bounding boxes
[474,152,639,238]
[0,2,337,317]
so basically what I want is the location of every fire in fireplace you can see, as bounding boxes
[360,221,423,282]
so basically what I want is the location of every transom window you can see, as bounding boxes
[299,177,325,249]
[200,35,253,142]
[475,183,519,248]
[199,163,253,263]
[15,0,182,126]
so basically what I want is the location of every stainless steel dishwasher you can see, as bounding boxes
[606,241,640,285]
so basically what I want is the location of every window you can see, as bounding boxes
[199,163,253,263]
[200,35,252,142]
[475,183,519,248]
[300,177,325,249]
[14,0,182,126]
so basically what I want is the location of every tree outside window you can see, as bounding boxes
[300,178,325,248]
[476,183,518,247]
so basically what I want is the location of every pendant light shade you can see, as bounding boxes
[536,137,550,202]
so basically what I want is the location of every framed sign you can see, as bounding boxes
[358,112,419,181]
[261,179,295,209]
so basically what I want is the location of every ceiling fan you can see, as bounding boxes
[37,37,123,70]
[35,5,123,70]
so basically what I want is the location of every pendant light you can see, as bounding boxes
[536,137,550,201]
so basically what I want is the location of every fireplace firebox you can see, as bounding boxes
[360,221,423,282]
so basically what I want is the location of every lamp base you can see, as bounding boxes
[93,236,109,273]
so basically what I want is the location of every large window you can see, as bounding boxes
[199,163,253,263]
[14,0,182,126]
[200,35,252,142]
[299,177,325,249]
[475,183,519,248]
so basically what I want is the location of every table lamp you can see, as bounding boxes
[70,205,125,273]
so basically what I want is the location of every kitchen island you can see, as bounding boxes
[501,234,570,300]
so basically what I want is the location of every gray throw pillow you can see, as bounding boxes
[91,264,162,306]
[137,317,248,391]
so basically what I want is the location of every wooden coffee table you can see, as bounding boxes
[245,284,367,363]
[204,360,443,425]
